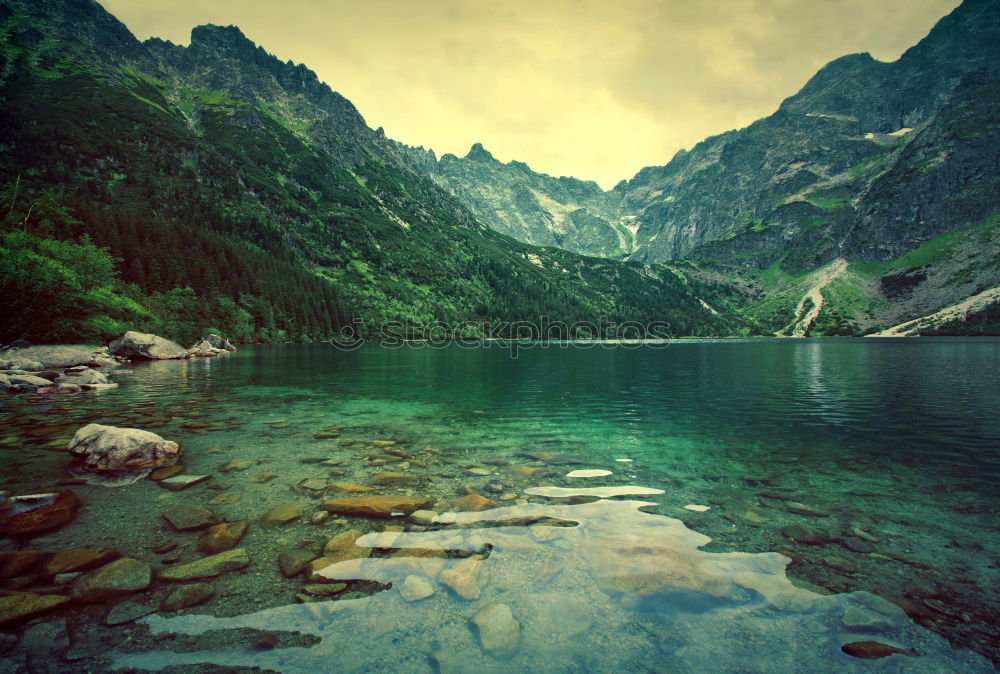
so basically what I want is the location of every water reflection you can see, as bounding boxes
[116,497,991,673]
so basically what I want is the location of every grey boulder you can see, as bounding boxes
[109,331,188,360]
[68,424,180,472]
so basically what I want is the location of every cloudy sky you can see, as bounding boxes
[103,0,961,188]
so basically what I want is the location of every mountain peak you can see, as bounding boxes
[465,142,496,162]
[189,24,259,60]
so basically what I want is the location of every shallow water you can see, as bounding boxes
[1,338,998,671]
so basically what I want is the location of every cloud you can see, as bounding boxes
[101,0,960,188]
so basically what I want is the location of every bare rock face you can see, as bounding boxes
[108,331,188,360]
[68,424,180,473]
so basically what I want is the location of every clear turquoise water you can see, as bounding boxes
[1,338,998,671]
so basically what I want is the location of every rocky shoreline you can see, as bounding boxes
[0,331,237,396]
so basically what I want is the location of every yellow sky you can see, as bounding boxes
[102,0,961,189]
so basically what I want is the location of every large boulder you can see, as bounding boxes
[108,331,188,360]
[0,345,115,369]
[0,373,56,392]
[68,424,179,472]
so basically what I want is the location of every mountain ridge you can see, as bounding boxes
[0,0,733,345]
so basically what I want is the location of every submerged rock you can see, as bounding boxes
[439,555,487,600]
[473,603,520,655]
[197,522,248,554]
[161,582,215,611]
[399,574,434,602]
[322,530,370,561]
[368,472,420,486]
[109,331,188,360]
[0,550,52,577]
[263,501,307,525]
[158,548,249,581]
[278,549,318,578]
[46,548,120,575]
[104,601,156,625]
[320,496,432,518]
[455,494,498,512]
[330,482,374,493]
[70,558,152,602]
[841,641,908,659]
[162,504,216,531]
[68,424,179,472]
[158,474,211,491]
[0,490,80,536]
[410,509,438,526]
[149,464,186,481]
[782,524,836,545]
[0,592,70,626]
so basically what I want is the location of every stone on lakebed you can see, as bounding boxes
[319,496,432,518]
[0,592,70,626]
[68,424,179,472]
[158,548,250,581]
[0,490,80,536]
[70,558,152,603]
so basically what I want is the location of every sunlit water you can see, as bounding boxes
[1,338,998,671]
